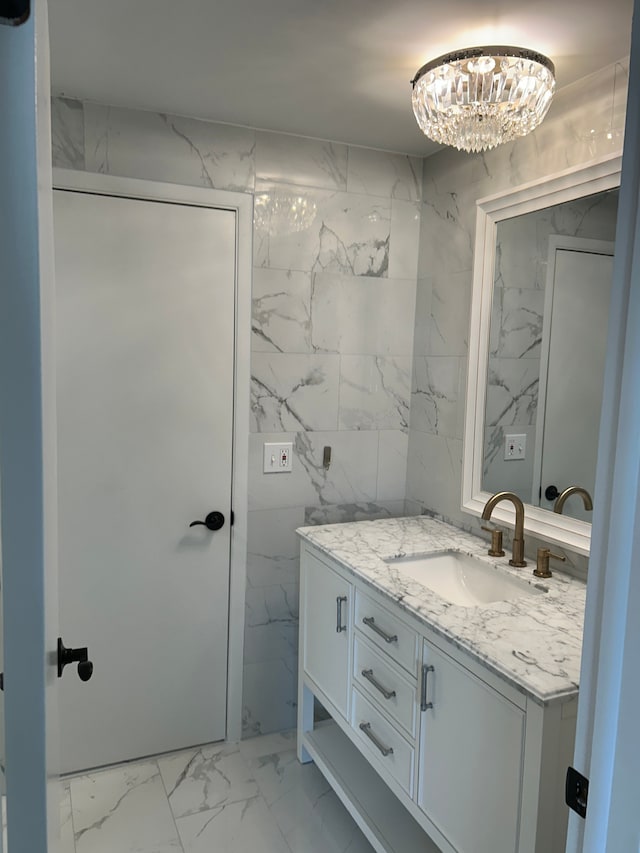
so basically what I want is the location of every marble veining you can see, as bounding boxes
[411,356,463,438]
[251,269,312,353]
[338,355,410,431]
[310,273,416,356]
[293,431,379,507]
[83,103,256,192]
[71,761,182,853]
[254,184,391,277]
[486,359,539,426]
[298,516,586,705]
[251,354,340,432]
[256,132,348,191]
[304,500,409,526]
[60,730,373,853]
[346,148,422,201]
[157,742,259,819]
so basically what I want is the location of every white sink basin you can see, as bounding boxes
[385,550,544,607]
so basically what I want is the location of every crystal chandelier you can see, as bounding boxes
[411,46,556,153]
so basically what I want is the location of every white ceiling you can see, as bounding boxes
[48,0,634,156]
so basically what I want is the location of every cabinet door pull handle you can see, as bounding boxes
[361,668,396,700]
[336,596,347,633]
[359,722,394,757]
[362,616,397,644]
[421,663,434,711]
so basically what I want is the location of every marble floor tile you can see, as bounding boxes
[246,748,374,853]
[248,747,330,809]
[237,729,297,762]
[61,730,374,853]
[175,795,289,853]
[280,784,375,853]
[158,742,259,819]
[70,760,182,853]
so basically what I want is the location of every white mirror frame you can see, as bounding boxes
[462,153,622,556]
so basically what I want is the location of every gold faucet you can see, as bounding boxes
[481,491,527,567]
[553,486,593,514]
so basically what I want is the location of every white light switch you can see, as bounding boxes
[504,434,526,461]
[263,442,293,473]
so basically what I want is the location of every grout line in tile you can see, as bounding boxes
[155,758,186,853]
[66,782,78,853]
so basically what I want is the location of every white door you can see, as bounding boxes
[54,188,236,773]
[537,245,613,519]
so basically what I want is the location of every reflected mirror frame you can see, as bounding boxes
[462,153,622,556]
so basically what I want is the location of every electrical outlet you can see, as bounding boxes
[263,442,293,473]
[504,433,526,461]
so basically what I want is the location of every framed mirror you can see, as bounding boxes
[462,154,621,555]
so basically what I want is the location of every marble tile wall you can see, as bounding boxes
[407,59,628,555]
[51,99,421,737]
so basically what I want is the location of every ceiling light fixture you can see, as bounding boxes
[411,46,556,153]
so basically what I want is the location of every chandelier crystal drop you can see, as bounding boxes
[411,46,556,153]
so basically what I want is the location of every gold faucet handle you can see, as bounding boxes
[481,525,505,557]
[547,549,566,563]
[533,547,566,578]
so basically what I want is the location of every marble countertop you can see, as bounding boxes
[297,516,587,707]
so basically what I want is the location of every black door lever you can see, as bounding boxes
[189,511,225,531]
[58,637,94,682]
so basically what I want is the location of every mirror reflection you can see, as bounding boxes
[482,187,619,521]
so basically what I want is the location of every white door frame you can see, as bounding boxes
[0,1,61,850]
[567,4,640,848]
[52,168,252,742]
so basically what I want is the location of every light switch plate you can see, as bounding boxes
[504,434,526,460]
[263,442,293,473]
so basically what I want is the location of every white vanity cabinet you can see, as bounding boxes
[418,640,525,853]
[297,541,577,853]
[301,547,352,720]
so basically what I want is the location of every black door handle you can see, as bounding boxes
[189,511,225,531]
[58,637,94,682]
[545,485,560,501]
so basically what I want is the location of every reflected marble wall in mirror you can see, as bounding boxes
[463,155,622,555]
[483,188,619,521]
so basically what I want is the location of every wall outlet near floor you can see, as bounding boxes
[504,434,526,461]
[263,442,293,473]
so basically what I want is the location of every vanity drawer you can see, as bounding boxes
[353,635,417,739]
[355,589,418,676]
[351,687,415,798]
